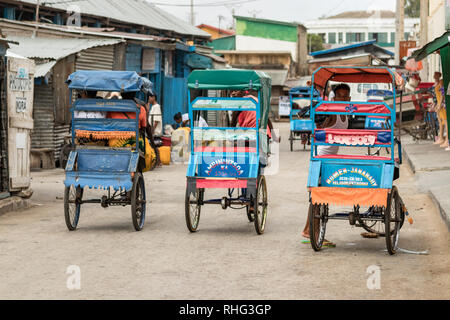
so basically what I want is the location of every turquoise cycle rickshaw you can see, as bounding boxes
[307,66,409,255]
[289,86,320,151]
[185,69,272,235]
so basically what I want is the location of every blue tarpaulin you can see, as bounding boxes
[67,70,153,94]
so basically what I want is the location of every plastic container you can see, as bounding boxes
[159,146,171,165]
[161,136,172,147]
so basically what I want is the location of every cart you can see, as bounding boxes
[185,69,271,234]
[289,87,319,151]
[63,71,152,231]
[307,66,409,255]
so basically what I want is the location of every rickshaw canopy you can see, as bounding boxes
[67,70,153,94]
[188,69,272,130]
[313,66,404,89]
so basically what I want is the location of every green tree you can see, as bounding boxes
[405,0,420,18]
[308,34,324,53]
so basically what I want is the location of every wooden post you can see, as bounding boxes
[395,0,405,65]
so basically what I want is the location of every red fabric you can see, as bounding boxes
[107,105,147,128]
[314,67,404,89]
[194,147,257,153]
[317,129,390,135]
[196,179,248,189]
[314,154,392,161]
[316,103,390,114]
[238,112,272,139]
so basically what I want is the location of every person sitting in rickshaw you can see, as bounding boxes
[107,91,148,148]
[301,83,351,246]
[229,90,280,143]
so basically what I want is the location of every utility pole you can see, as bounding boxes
[35,0,40,24]
[190,0,195,26]
[420,0,429,80]
[395,0,405,65]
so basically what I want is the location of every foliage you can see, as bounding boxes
[308,34,324,53]
[405,0,420,18]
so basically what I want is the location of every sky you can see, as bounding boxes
[151,0,397,29]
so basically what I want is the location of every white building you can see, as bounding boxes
[424,0,446,81]
[304,10,420,52]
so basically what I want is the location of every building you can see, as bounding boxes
[0,34,36,199]
[196,24,234,40]
[209,16,308,76]
[305,10,420,53]
[0,1,225,168]
[307,40,395,74]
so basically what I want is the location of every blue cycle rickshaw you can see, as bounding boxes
[307,66,408,255]
[64,71,152,231]
[185,70,271,234]
[289,87,319,151]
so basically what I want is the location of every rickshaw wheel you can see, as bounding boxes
[246,205,255,222]
[309,202,328,251]
[357,204,405,236]
[64,185,83,231]
[131,172,146,231]
[185,188,203,233]
[254,176,268,235]
[289,131,294,151]
[385,187,401,255]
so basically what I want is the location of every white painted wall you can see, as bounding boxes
[235,35,298,62]
[426,0,446,81]
[304,17,420,45]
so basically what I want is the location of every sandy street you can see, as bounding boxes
[0,122,448,300]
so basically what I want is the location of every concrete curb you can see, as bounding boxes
[402,145,416,173]
[403,144,450,232]
[429,190,450,232]
[0,197,31,217]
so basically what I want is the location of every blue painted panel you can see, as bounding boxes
[3,7,15,20]
[162,76,188,126]
[185,54,212,69]
[64,172,133,191]
[73,99,139,113]
[73,119,138,133]
[197,154,257,179]
[320,163,382,188]
[126,44,143,73]
[307,161,321,188]
[65,151,78,171]
[291,119,313,132]
[77,149,132,173]
[380,163,394,189]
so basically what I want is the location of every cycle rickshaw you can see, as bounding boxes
[185,69,271,234]
[307,66,409,255]
[64,71,152,231]
[289,87,320,151]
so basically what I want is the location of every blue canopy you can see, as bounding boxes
[289,86,320,97]
[67,71,153,94]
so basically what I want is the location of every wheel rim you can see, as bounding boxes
[135,177,146,228]
[132,175,146,231]
[65,185,81,229]
[315,204,327,246]
[255,176,268,233]
[187,190,201,230]
[388,192,400,250]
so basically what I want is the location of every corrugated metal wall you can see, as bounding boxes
[162,77,188,126]
[76,45,115,71]
[32,84,55,153]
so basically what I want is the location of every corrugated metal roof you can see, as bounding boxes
[17,0,209,38]
[35,60,57,77]
[6,36,122,59]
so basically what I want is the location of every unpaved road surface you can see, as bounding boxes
[0,123,448,299]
